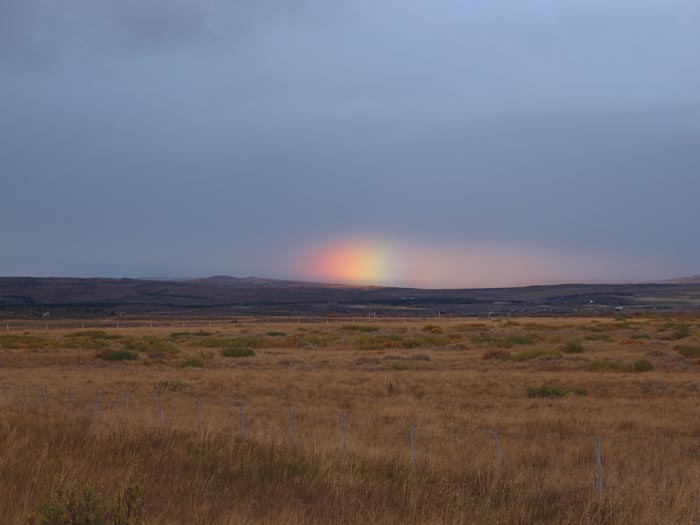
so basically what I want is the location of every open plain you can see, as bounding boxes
[1,315,699,523]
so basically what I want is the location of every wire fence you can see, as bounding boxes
[3,381,700,497]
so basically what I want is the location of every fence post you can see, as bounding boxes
[157,393,163,429]
[239,401,245,438]
[493,429,500,468]
[288,407,294,448]
[196,399,201,434]
[341,412,348,456]
[410,422,416,470]
[595,436,603,494]
[43,385,48,416]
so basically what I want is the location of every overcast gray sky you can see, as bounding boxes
[1,0,699,287]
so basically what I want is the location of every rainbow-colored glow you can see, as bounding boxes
[305,238,397,285]
[299,237,651,288]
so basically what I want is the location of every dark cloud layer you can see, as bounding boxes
[1,1,699,285]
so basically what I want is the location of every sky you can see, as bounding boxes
[1,0,699,288]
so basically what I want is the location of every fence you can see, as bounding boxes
[3,381,700,498]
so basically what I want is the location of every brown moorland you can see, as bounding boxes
[0,316,699,524]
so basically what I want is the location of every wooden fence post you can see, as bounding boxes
[239,401,245,438]
[493,429,500,468]
[341,412,348,456]
[157,393,163,429]
[595,437,603,494]
[410,422,416,470]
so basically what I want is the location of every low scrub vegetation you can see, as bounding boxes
[509,348,562,361]
[123,336,178,355]
[342,324,380,332]
[632,359,654,372]
[588,360,621,372]
[29,481,143,525]
[560,340,585,354]
[526,384,588,399]
[97,350,138,362]
[676,344,700,358]
[221,347,256,358]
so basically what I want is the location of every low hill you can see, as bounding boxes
[1,276,700,317]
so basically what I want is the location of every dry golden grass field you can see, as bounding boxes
[1,315,700,524]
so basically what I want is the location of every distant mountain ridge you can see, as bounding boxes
[664,275,700,284]
[1,275,700,317]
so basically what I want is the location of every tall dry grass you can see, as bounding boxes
[0,316,699,523]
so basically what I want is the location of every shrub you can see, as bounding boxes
[411,353,431,361]
[97,350,138,362]
[422,324,444,334]
[389,361,411,371]
[526,384,588,398]
[169,330,212,338]
[29,481,143,525]
[588,360,621,372]
[0,334,53,350]
[633,359,654,372]
[568,387,589,396]
[342,325,380,332]
[676,345,700,358]
[510,348,562,361]
[560,341,585,354]
[221,347,256,358]
[668,327,692,340]
[526,384,566,399]
[181,357,204,368]
[266,331,286,337]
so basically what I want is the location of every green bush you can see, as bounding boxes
[29,481,143,525]
[668,327,692,340]
[266,331,286,337]
[169,330,212,338]
[422,324,444,334]
[526,384,588,398]
[509,348,562,361]
[221,347,256,358]
[560,341,585,354]
[526,384,566,399]
[676,345,700,358]
[342,325,380,332]
[97,350,138,362]
[588,360,621,372]
[633,359,654,372]
[181,357,204,368]
[0,334,53,350]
